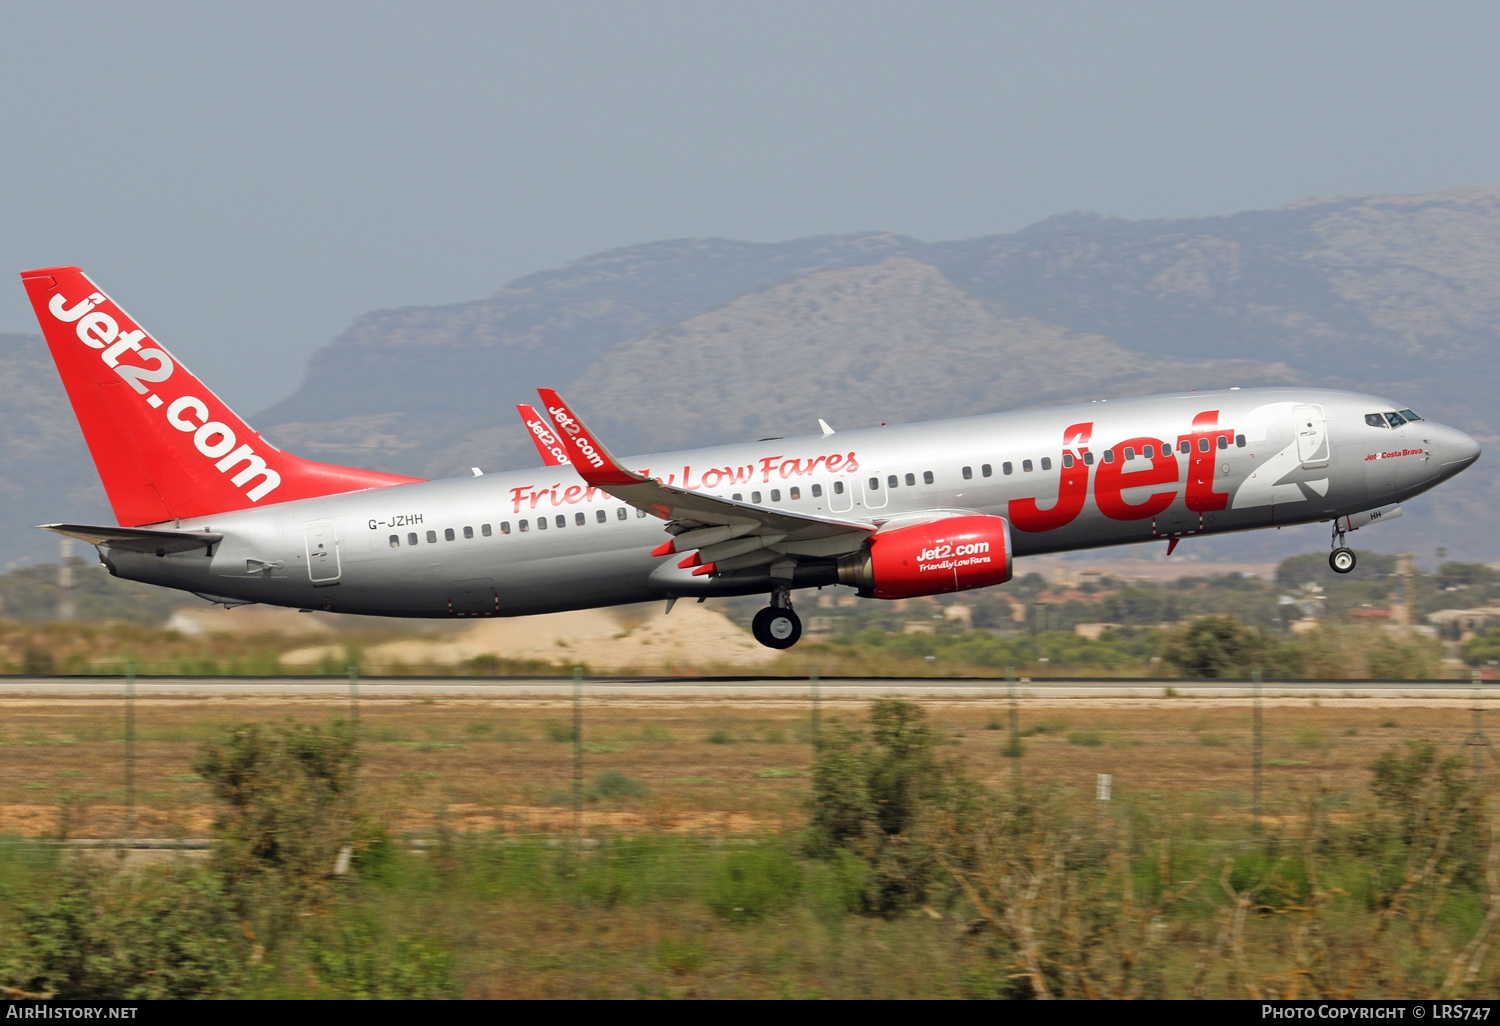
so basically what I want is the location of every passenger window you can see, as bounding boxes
[1217,435,1228,449]
[556,515,566,528]
[575,512,586,526]
[904,473,915,486]
[463,526,474,539]
[1022,460,1033,472]
[887,475,898,488]
[388,535,400,548]
[617,508,627,520]
[1124,447,1135,461]
[1102,450,1115,464]
[426,530,437,543]
[1179,440,1191,454]
[1400,409,1422,422]
[923,471,934,484]
[981,464,992,478]
[867,478,879,490]
[833,481,844,494]
[1142,445,1153,458]
[636,508,646,518]
[596,509,606,523]
[519,520,529,532]
[771,489,781,502]
[408,532,418,546]
[962,466,972,480]
[1040,457,1052,470]
[537,518,548,530]
[1062,453,1074,469]
[1235,434,1246,448]
[732,493,743,501]
[751,491,762,503]
[1083,452,1095,465]
[1003,462,1013,475]
[790,487,801,500]
[444,528,455,541]
[812,484,823,498]
[1365,414,1387,428]
[1198,438,1210,452]
[483,524,494,536]
[1385,412,1405,428]
[498,523,508,535]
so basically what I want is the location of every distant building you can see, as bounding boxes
[1074,622,1123,640]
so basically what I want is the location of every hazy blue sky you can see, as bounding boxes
[3,1,1498,412]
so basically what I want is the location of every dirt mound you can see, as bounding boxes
[281,603,779,672]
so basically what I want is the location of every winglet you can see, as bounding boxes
[535,389,643,487]
[517,403,571,467]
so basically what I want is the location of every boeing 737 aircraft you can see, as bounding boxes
[21,266,1482,649]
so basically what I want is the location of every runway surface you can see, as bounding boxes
[0,675,1490,700]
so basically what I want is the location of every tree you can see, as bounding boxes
[1159,615,1266,678]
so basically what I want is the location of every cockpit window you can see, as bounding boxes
[1365,414,1388,428]
[1399,409,1423,422]
[1384,412,1406,428]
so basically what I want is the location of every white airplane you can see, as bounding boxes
[21,266,1481,649]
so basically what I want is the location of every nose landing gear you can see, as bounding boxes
[1329,522,1357,574]
[751,586,802,649]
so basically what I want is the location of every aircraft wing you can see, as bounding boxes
[517,403,571,467]
[40,523,222,554]
[536,390,874,574]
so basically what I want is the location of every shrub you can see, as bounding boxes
[2,861,243,999]
[1159,616,1266,678]
[193,719,361,948]
[589,770,648,800]
[805,699,976,914]
[542,721,577,744]
[706,845,803,923]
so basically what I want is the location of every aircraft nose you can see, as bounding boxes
[1437,425,1481,476]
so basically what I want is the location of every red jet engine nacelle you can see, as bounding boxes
[836,515,1013,599]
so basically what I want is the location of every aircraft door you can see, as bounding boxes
[863,471,888,510]
[829,476,854,512]
[304,521,341,584]
[449,578,498,616]
[1293,405,1330,469]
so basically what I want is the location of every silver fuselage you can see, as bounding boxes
[99,388,1481,616]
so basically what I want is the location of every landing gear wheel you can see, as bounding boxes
[1329,547,1357,574]
[752,606,802,649]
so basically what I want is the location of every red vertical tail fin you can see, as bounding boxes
[21,266,424,526]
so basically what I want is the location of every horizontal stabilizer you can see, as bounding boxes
[39,523,222,554]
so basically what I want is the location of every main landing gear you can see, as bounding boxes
[752,587,802,649]
[1329,522,1357,574]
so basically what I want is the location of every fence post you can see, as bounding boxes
[348,663,359,726]
[810,666,820,752]
[1252,666,1263,828]
[1007,666,1022,788]
[125,663,135,843]
[572,666,583,840]
[1466,669,1495,782]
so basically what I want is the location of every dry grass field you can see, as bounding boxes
[0,695,1487,840]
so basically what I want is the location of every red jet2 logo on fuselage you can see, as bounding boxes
[1007,413,1240,533]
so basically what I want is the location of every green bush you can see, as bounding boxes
[1,862,243,999]
[590,770,648,800]
[304,922,453,999]
[542,721,577,744]
[193,719,361,947]
[805,699,976,914]
[706,845,803,923]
